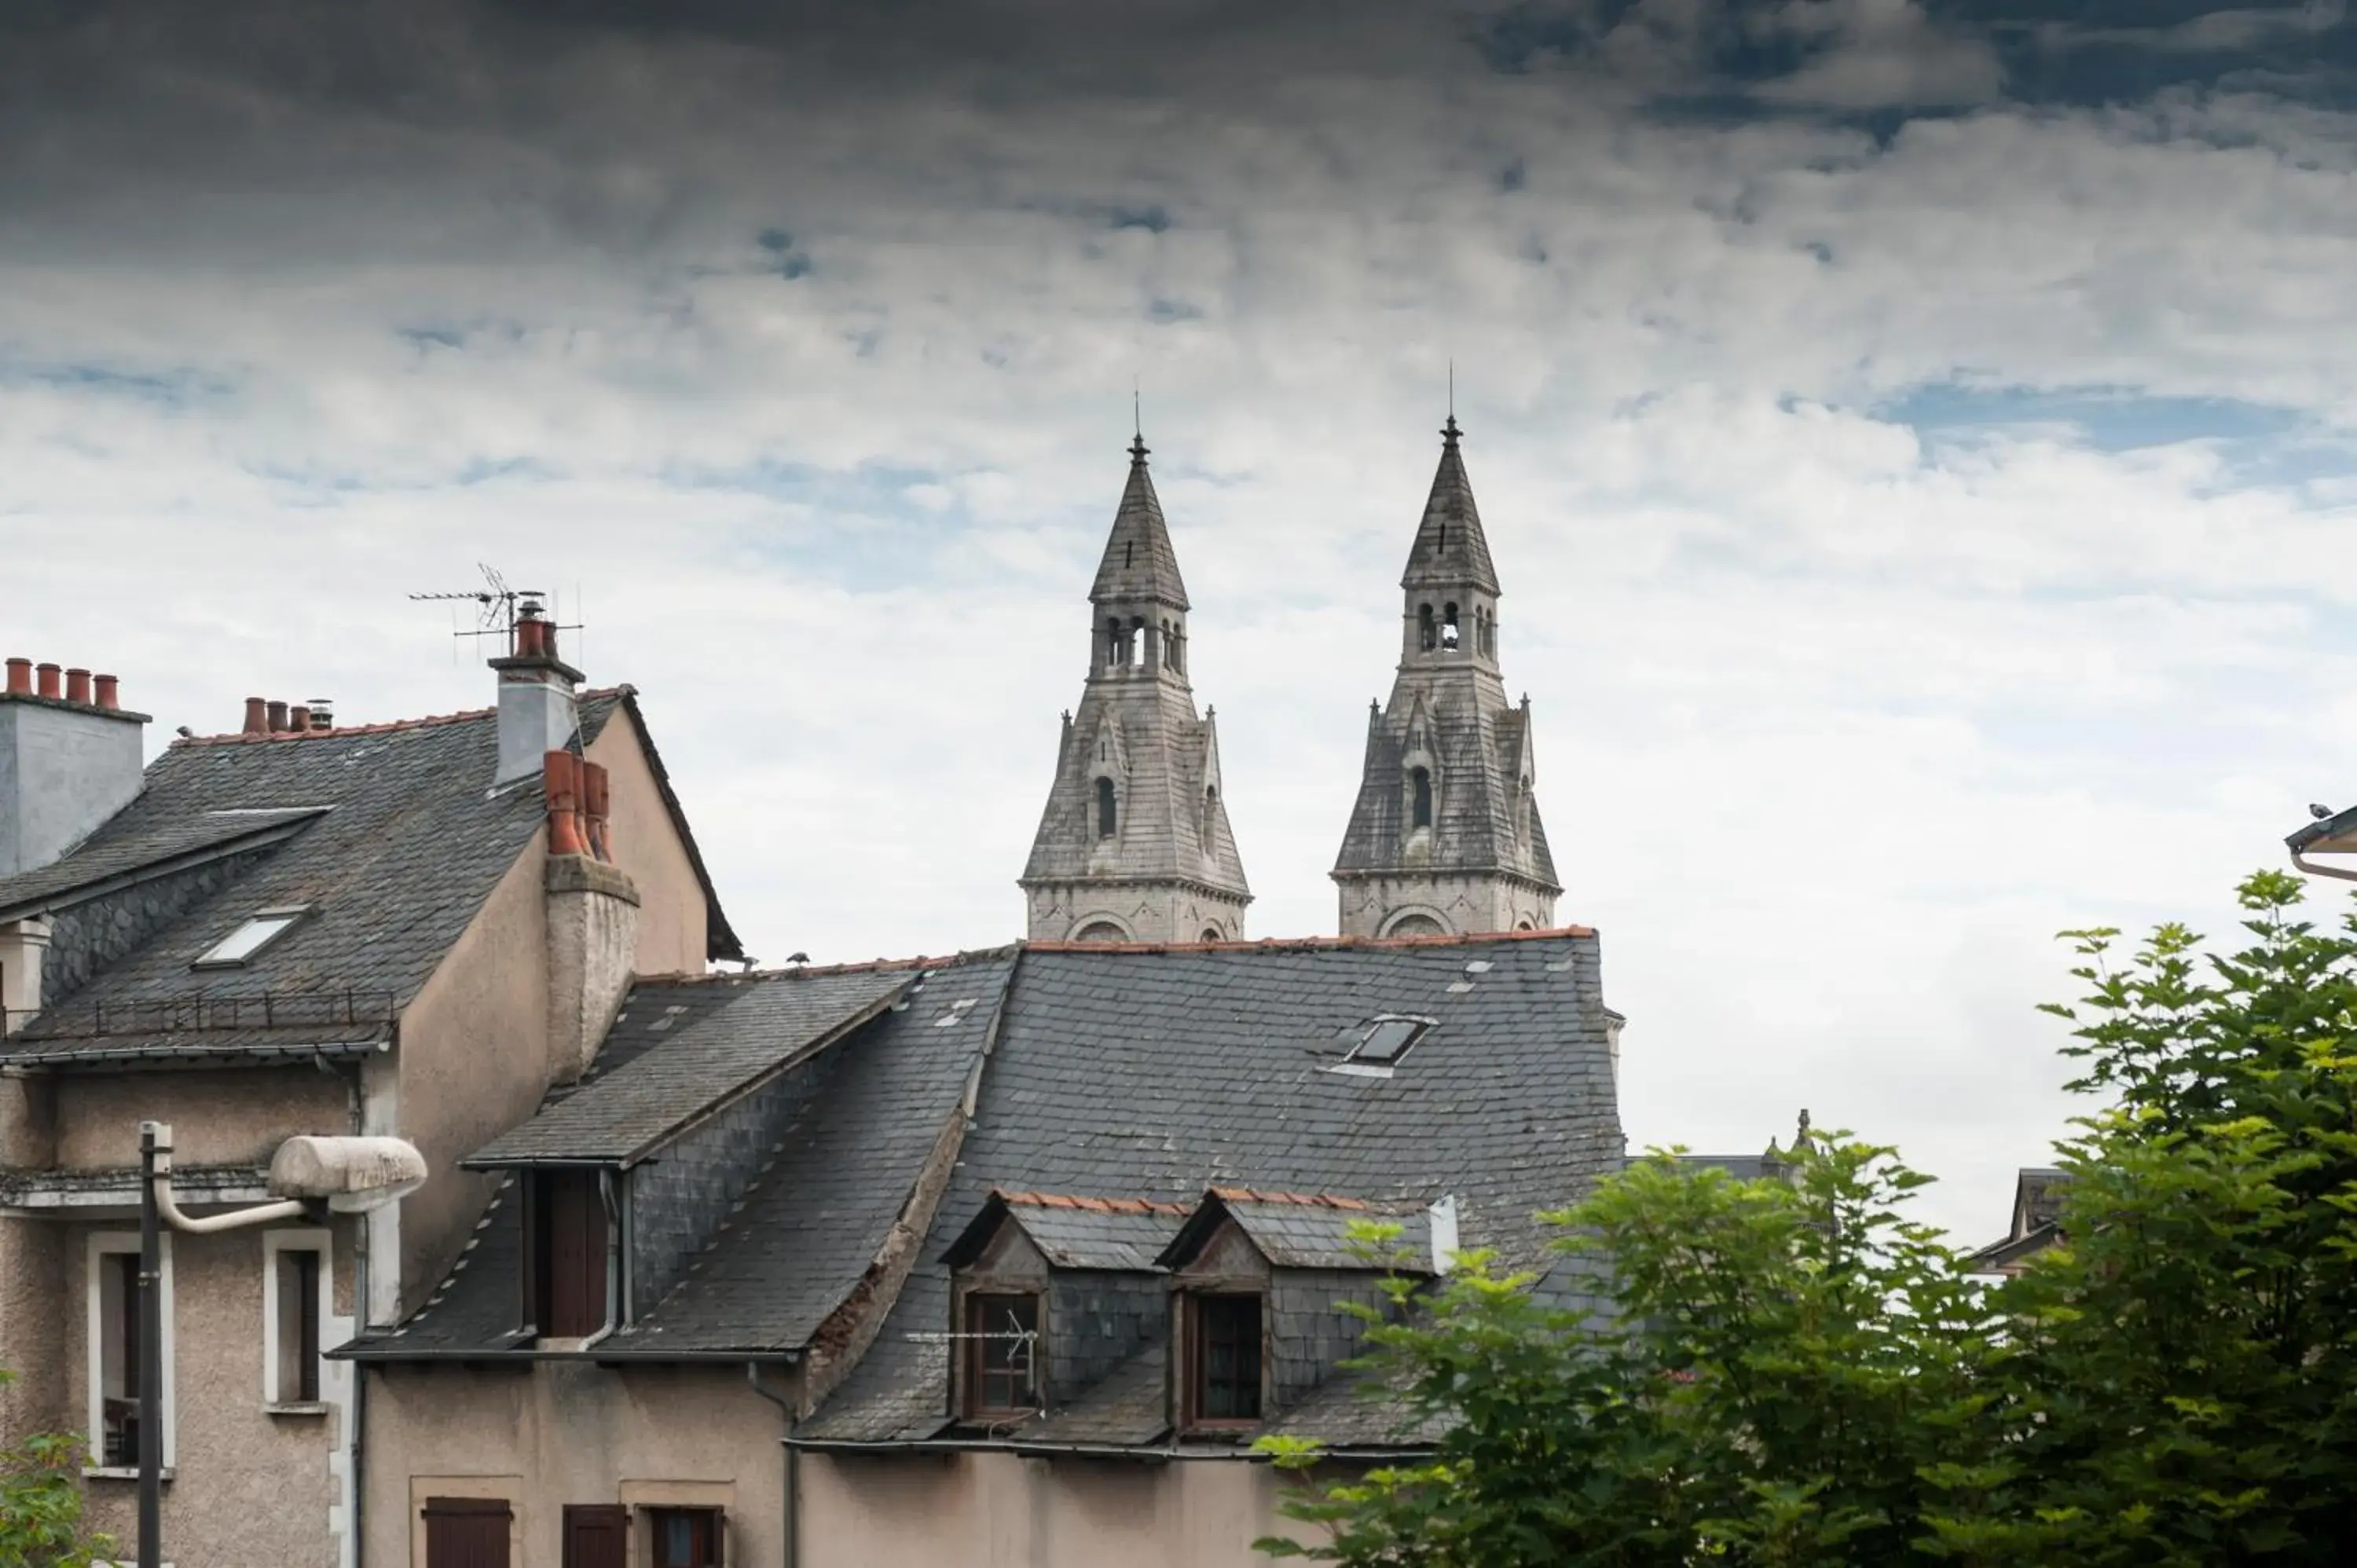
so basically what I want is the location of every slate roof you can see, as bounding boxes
[944,1191,1191,1272]
[1087,438,1189,610]
[346,950,1017,1360]
[0,688,740,1067]
[465,965,915,1167]
[1189,1192,1435,1273]
[804,930,1620,1444]
[1400,418,1500,597]
[1333,687,1560,888]
[350,931,1621,1453]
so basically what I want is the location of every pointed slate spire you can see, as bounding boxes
[1401,416,1500,596]
[1090,434,1190,610]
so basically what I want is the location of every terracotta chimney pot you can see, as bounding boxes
[5,658,31,696]
[64,669,91,705]
[544,750,588,857]
[35,664,60,700]
[582,761,612,861]
[244,697,269,735]
[289,704,311,732]
[266,700,289,734]
[93,675,119,710]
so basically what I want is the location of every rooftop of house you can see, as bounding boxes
[0,687,741,1067]
[345,927,1626,1454]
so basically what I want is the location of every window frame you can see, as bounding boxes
[263,1226,333,1410]
[645,1505,724,1568]
[86,1230,174,1476]
[1348,1016,1431,1066]
[960,1289,1043,1419]
[524,1169,611,1341]
[189,904,311,969]
[1185,1291,1264,1428]
[1094,776,1118,839]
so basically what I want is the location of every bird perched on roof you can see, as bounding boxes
[786,951,810,965]
[2312,804,2336,820]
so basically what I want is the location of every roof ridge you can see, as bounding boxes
[1210,1188,1373,1210]
[1025,924,1594,955]
[992,1189,1193,1215]
[170,684,636,746]
[632,942,1025,987]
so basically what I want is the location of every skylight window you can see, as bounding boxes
[192,907,309,969]
[1351,1017,1430,1065]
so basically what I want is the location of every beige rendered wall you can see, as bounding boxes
[64,1214,360,1567]
[0,1214,67,1445]
[587,706,708,976]
[801,1450,1326,1568]
[394,842,551,1313]
[50,1066,352,1171]
[360,1362,788,1568]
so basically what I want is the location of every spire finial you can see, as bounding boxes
[1130,383,1149,463]
[1448,358,1454,419]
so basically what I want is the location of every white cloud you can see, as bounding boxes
[2,1,2354,1242]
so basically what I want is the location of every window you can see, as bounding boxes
[192,905,309,968]
[1441,603,1461,650]
[88,1233,173,1472]
[964,1292,1040,1416]
[1410,767,1433,830]
[1201,929,1223,943]
[1192,1295,1263,1423]
[648,1508,722,1568]
[563,1504,627,1568]
[526,1171,608,1339]
[1072,921,1127,942]
[1417,603,1435,651]
[1351,1017,1429,1064]
[265,1230,328,1407]
[1095,777,1117,838]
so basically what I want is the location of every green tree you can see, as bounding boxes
[0,1372,112,1568]
[1260,870,2357,1565]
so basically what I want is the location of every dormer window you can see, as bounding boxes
[192,906,310,969]
[1097,778,1118,838]
[963,1292,1041,1417]
[1410,768,1433,830]
[524,1170,608,1340]
[1350,1016,1429,1066]
[1189,1294,1263,1423]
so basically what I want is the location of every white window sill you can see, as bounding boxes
[84,1466,174,1482]
[263,1401,331,1417]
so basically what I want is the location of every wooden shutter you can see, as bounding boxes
[423,1497,511,1568]
[563,1504,629,1568]
[533,1170,607,1337]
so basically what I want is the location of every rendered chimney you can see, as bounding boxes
[1,658,149,877]
[244,697,269,735]
[489,599,582,786]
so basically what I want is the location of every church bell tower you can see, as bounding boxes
[1332,416,1560,936]
[1021,435,1252,943]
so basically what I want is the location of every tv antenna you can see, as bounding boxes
[408,563,579,655]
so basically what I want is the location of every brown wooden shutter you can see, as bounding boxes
[563,1504,629,1568]
[423,1497,511,1568]
[545,1171,607,1336]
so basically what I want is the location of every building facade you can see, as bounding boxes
[1021,437,1252,943]
[0,614,738,1568]
[1332,418,1561,937]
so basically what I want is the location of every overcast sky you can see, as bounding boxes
[6,0,2356,1242]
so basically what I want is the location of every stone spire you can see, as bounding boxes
[1331,416,1560,937]
[1021,436,1252,943]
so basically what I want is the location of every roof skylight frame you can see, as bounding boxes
[1342,1013,1436,1069]
[191,904,312,969]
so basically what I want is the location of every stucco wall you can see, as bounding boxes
[800,1450,1325,1568]
[64,1215,358,1567]
[394,842,551,1317]
[586,708,707,976]
[51,1065,352,1171]
[360,1362,788,1568]
[0,1214,67,1445]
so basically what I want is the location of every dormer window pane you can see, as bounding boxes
[1352,1017,1428,1064]
[965,1293,1040,1416]
[192,907,309,968]
[1195,1295,1262,1420]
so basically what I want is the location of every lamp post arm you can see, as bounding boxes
[149,1178,310,1234]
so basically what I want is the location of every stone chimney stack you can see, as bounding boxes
[489,600,583,787]
[539,750,640,1086]
[1,654,148,877]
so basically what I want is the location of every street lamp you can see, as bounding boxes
[135,1121,426,1568]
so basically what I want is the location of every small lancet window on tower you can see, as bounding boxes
[1441,603,1460,650]
[1411,767,1433,830]
[1418,604,1436,652]
[1097,777,1118,838]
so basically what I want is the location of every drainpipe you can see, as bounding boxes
[578,1169,623,1353]
[746,1363,798,1568]
[346,1065,367,1568]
